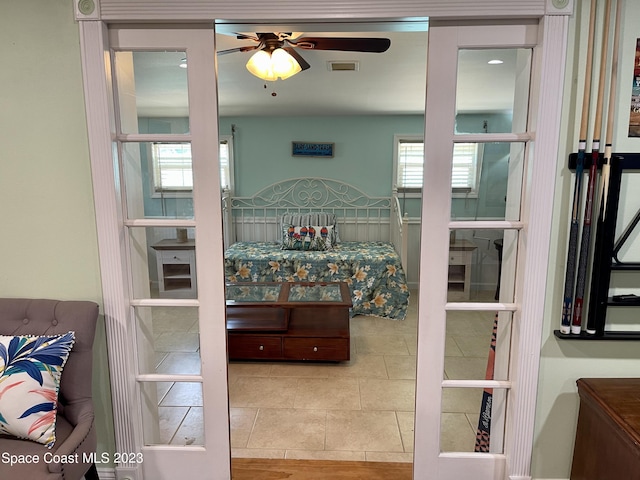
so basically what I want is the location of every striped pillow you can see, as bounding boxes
[280,213,341,243]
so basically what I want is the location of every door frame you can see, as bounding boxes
[76,1,571,479]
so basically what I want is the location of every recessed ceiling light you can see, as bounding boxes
[488,59,503,65]
[179,58,187,68]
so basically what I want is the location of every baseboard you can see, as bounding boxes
[96,467,116,479]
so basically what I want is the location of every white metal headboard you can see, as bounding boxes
[222,177,407,268]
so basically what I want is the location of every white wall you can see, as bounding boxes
[533,1,640,478]
[0,0,114,464]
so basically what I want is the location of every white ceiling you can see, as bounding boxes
[132,23,520,118]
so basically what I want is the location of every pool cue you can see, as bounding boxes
[572,0,612,334]
[587,0,621,335]
[561,0,597,334]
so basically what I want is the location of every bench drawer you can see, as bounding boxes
[283,337,349,361]
[228,335,282,360]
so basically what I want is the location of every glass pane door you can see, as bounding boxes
[415,21,537,480]
[109,25,230,478]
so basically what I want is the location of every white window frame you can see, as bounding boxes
[393,134,483,198]
[150,135,234,197]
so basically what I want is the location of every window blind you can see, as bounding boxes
[152,143,193,191]
[152,141,231,191]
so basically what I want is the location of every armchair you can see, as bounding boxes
[0,298,100,480]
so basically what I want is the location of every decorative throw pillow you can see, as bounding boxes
[282,225,334,251]
[0,332,75,448]
[280,213,341,244]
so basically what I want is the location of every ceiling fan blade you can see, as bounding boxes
[235,33,259,41]
[289,37,390,53]
[217,45,259,56]
[283,47,310,71]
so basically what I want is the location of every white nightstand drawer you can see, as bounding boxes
[449,251,467,264]
[161,250,194,264]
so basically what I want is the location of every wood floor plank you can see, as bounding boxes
[231,458,413,480]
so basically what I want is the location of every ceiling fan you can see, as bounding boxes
[217,32,391,81]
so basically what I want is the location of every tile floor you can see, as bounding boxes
[148,289,497,463]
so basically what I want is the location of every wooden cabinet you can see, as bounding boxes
[571,378,640,480]
[151,239,197,298]
[226,283,352,362]
[448,240,477,301]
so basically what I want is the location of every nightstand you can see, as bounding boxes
[151,239,197,298]
[448,240,477,301]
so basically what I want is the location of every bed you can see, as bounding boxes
[222,178,410,320]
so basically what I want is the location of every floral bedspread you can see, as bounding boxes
[224,241,410,320]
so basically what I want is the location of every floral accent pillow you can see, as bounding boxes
[0,332,75,448]
[280,213,341,244]
[282,225,334,251]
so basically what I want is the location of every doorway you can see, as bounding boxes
[78,5,569,479]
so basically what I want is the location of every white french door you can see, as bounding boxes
[85,24,230,479]
[77,3,568,480]
[413,19,566,480]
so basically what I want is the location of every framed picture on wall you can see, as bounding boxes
[292,142,334,157]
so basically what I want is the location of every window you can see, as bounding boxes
[151,135,234,195]
[394,135,483,197]
[219,136,233,190]
[152,143,193,192]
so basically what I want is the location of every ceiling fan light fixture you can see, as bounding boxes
[271,48,302,79]
[246,48,301,81]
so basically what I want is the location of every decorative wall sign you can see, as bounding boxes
[629,38,640,137]
[292,142,334,157]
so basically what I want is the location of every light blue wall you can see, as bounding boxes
[219,115,423,197]
[141,114,512,221]
[453,113,512,219]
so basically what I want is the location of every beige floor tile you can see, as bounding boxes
[231,448,286,459]
[440,412,476,452]
[365,452,414,463]
[405,335,418,356]
[269,363,331,378]
[444,356,489,380]
[285,450,366,461]
[355,334,410,355]
[170,407,204,446]
[157,406,189,444]
[396,411,415,453]
[325,410,404,452]
[227,362,273,378]
[446,313,495,337]
[384,355,417,380]
[230,407,258,449]
[156,352,201,375]
[160,382,203,407]
[151,307,199,332]
[326,354,388,379]
[351,316,416,336]
[154,332,200,352]
[444,335,464,356]
[247,408,326,450]
[228,377,298,408]
[294,377,361,410]
[152,297,494,463]
[155,381,173,402]
[155,351,168,367]
[359,378,416,411]
[451,334,492,358]
[442,387,484,414]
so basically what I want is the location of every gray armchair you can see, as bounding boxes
[0,298,100,480]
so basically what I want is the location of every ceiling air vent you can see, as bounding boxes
[327,61,359,72]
